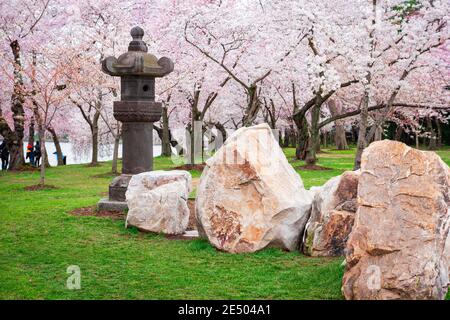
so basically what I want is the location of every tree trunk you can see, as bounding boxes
[334,125,347,150]
[0,111,15,171]
[415,130,420,149]
[190,113,195,166]
[161,106,171,157]
[290,129,297,148]
[373,124,383,141]
[394,126,404,141]
[48,126,63,166]
[242,85,260,127]
[427,116,437,150]
[436,117,442,149]
[295,117,309,160]
[354,93,369,170]
[328,100,348,150]
[283,128,290,148]
[28,118,35,146]
[91,126,98,165]
[8,40,26,170]
[38,127,46,186]
[44,142,50,168]
[354,0,377,170]
[112,124,121,174]
[35,121,50,168]
[305,103,321,165]
[154,125,178,149]
[91,111,100,165]
[213,121,227,149]
[71,97,101,166]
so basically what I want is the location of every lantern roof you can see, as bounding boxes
[102,26,174,78]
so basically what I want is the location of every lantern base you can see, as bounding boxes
[97,174,133,212]
[97,198,128,212]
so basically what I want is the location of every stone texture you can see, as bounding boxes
[97,198,128,212]
[342,140,450,300]
[195,123,313,253]
[446,235,450,281]
[125,170,192,235]
[303,170,360,257]
[109,174,132,202]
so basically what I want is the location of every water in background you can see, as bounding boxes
[20,142,162,167]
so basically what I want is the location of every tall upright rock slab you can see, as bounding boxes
[342,140,450,300]
[196,123,313,253]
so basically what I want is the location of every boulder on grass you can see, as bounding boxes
[196,123,313,253]
[303,170,360,257]
[342,140,450,300]
[126,170,192,235]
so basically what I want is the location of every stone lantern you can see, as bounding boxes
[98,26,174,211]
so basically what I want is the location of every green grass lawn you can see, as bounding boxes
[1,147,449,300]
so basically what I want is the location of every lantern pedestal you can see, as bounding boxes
[97,26,173,212]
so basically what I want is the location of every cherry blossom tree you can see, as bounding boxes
[0,0,54,169]
[21,47,71,185]
[1,0,449,173]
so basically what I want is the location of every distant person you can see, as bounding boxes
[26,143,35,166]
[34,141,41,167]
[0,140,9,170]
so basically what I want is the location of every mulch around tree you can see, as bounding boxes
[90,172,120,179]
[69,205,125,220]
[85,163,101,168]
[172,163,206,171]
[24,184,58,191]
[296,164,332,171]
[14,165,40,172]
[68,199,198,227]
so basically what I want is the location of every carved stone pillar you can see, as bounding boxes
[98,26,173,211]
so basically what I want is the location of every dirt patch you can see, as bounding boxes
[24,184,58,191]
[85,163,101,168]
[296,164,332,171]
[69,205,125,220]
[172,163,206,171]
[187,199,197,231]
[91,172,120,179]
[13,165,40,172]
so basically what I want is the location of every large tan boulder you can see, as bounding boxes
[126,170,192,235]
[303,170,360,257]
[342,140,450,300]
[196,123,313,253]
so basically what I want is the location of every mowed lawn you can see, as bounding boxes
[1,147,450,300]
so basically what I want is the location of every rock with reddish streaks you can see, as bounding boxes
[303,170,360,257]
[195,123,313,253]
[342,140,450,300]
